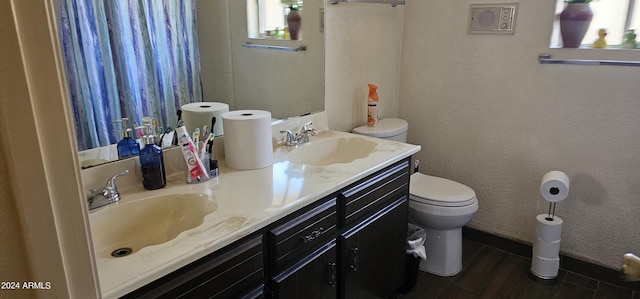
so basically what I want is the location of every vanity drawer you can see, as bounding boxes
[268,197,337,273]
[340,158,410,227]
[124,235,263,299]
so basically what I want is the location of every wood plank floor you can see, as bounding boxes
[395,238,640,299]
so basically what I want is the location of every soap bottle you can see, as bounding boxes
[114,118,140,159]
[367,83,379,127]
[139,123,166,190]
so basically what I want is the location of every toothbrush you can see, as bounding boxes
[192,128,200,152]
[134,121,144,138]
[153,118,160,135]
[207,133,218,177]
[200,133,214,160]
[201,125,209,141]
[157,126,172,147]
[207,133,216,156]
[171,110,182,146]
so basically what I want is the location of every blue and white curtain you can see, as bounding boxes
[60,0,202,150]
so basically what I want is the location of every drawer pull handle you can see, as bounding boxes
[302,227,324,244]
[349,247,359,272]
[327,262,337,288]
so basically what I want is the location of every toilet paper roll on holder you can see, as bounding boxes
[541,172,567,221]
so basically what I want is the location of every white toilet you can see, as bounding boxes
[353,118,479,277]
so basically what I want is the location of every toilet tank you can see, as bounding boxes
[352,118,408,142]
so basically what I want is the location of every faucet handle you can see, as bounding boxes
[280,130,296,146]
[302,121,314,131]
[87,170,129,210]
[302,122,317,137]
[104,170,129,199]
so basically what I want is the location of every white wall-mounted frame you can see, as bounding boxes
[469,3,518,34]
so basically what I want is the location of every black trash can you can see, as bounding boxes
[397,223,426,293]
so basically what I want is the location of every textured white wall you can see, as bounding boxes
[325,1,404,132]
[197,0,235,108]
[399,1,640,268]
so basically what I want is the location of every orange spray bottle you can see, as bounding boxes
[367,83,379,127]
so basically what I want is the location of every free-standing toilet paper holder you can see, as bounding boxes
[529,201,563,285]
[546,200,558,221]
[530,171,570,285]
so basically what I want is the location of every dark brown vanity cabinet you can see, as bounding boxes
[267,158,411,299]
[124,157,411,299]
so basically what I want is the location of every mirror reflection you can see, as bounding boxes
[60,0,199,151]
[61,0,324,167]
[247,0,304,40]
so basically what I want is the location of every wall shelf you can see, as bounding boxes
[330,0,405,7]
[538,53,640,67]
[242,43,307,52]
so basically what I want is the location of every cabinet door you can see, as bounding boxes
[339,197,407,299]
[269,241,337,299]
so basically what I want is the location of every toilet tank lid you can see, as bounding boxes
[410,173,476,204]
[352,118,408,138]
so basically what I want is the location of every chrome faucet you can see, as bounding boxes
[280,121,317,146]
[87,170,129,210]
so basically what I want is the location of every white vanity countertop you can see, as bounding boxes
[93,130,420,298]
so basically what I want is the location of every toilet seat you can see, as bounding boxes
[409,173,476,207]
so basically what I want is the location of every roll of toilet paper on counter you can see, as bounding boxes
[535,214,563,242]
[533,238,561,259]
[531,255,560,279]
[540,171,570,202]
[181,102,229,136]
[222,110,273,170]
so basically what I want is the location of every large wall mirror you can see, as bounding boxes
[64,0,324,167]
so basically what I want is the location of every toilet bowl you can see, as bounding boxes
[409,173,478,276]
[353,118,479,277]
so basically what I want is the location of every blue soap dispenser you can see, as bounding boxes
[115,118,140,159]
[139,123,166,190]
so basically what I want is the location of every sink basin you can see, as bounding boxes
[288,137,377,166]
[90,193,217,258]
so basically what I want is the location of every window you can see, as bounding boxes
[550,0,640,48]
[247,0,303,39]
